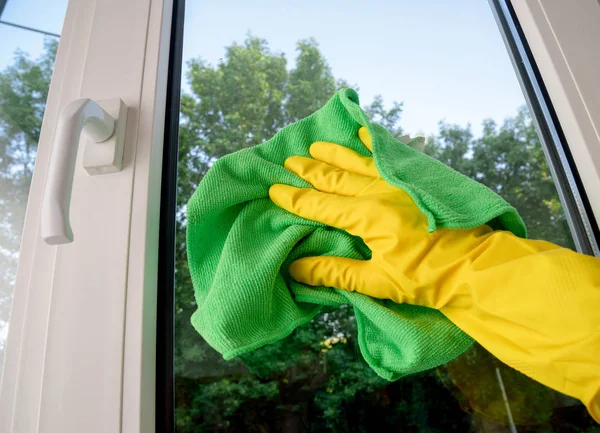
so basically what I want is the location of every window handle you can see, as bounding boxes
[41,98,128,245]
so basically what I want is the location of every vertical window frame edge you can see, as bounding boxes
[489,0,600,256]
[156,0,185,431]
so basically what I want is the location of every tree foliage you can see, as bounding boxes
[0,35,593,432]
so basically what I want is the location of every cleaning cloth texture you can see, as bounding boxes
[186,88,527,380]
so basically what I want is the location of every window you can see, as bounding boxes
[0,0,598,431]
[167,0,598,432]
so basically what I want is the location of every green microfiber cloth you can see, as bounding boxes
[186,88,527,381]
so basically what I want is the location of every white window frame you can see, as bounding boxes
[0,0,598,432]
[0,0,172,431]
[512,0,600,230]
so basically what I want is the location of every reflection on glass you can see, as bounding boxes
[0,0,68,381]
[175,1,591,431]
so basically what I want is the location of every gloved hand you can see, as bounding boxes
[269,127,600,422]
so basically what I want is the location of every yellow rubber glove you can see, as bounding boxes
[269,127,600,422]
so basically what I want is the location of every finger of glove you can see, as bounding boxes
[310,141,379,178]
[284,156,375,197]
[289,256,370,293]
[269,184,369,238]
[358,126,373,152]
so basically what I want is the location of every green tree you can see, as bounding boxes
[363,94,404,141]
[285,38,336,122]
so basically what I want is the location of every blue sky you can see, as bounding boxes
[0,0,527,137]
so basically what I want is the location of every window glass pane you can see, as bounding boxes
[0,0,67,380]
[175,1,593,431]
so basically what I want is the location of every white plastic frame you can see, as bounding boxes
[0,0,172,431]
[512,0,600,227]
